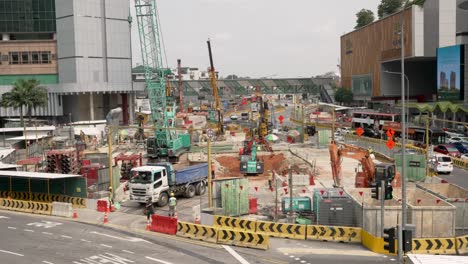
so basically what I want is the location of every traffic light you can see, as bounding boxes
[402,229,413,253]
[384,183,393,200]
[371,183,379,200]
[383,227,396,253]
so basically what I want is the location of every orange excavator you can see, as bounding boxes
[329,142,401,188]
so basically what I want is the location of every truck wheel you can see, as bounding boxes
[157,192,169,207]
[195,182,206,195]
[185,184,196,198]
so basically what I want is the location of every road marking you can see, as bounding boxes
[89,231,151,243]
[42,261,54,264]
[100,244,112,248]
[278,248,381,257]
[122,250,135,254]
[0,249,24,257]
[27,221,63,229]
[42,232,53,235]
[222,245,250,264]
[0,216,9,219]
[61,235,72,239]
[7,227,16,230]
[80,239,91,243]
[145,256,173,264]
[24,229,34,232]
[73,253,134,264]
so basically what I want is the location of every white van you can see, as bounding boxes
[430,154,453,174]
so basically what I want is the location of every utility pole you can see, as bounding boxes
[207,137,213,208]
[288,166,294,223]
[425,115,430,176]
[381,180,386,237]
[177,59,183,113]
[399,2,410,262]
[301,104,305,143]
[108,127,114,194]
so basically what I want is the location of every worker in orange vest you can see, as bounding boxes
[211,162,216,180]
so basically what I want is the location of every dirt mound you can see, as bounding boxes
[216,153,287,180]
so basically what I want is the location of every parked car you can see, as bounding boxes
[430,154,453,174]
[433,144,461,158]
[230,114,238,120]
[363,128,379,138]
[461,154,468,162]
[337,127,352,135]
[448,137,467,144]
[396,148,419,155]
[452,142,468,154]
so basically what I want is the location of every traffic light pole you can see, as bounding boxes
[381,180,385,237]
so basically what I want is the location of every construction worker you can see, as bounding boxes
[168,192,177,217]
[108,186,114,211]
[211,162,216,180]
[145,197,154,221]
[267,170,273,189]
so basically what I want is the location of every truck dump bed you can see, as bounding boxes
[172,163,208,186]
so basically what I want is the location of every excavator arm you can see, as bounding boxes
[329,142,401,188]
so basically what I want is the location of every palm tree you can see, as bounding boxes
[0,79,48,126]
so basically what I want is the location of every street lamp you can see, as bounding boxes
[399,1,410,262]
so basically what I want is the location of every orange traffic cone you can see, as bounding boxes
[146,220,151,231]
[194,216,200,224]
[103,212,109,224]
[73,209,78,219]
[174,212,178,220]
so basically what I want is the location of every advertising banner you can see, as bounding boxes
[437,45,465,101]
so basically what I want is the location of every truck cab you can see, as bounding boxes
[129,165,170,207]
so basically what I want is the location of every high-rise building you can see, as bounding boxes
[450,71,457,90]
[0,0,133,124]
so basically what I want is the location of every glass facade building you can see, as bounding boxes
[0,0,56,34]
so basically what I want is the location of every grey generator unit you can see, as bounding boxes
[313,188,355,227]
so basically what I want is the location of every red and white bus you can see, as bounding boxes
[351,111,400,130]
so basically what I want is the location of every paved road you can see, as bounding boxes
[0,211,250,264]
[436,167,468,189]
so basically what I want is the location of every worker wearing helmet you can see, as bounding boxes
[168,192,177,218]
[145,197,154,221]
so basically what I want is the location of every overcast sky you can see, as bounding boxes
[129,0,380,78]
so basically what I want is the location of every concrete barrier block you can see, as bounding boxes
[52,202,73,218]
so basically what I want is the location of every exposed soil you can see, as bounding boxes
[215,153,308,181]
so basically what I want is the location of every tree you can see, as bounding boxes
[355,9,375,29]
[334,87,354,105]
[378,0,403,19]
[224,74,239,80]
[0,79,48,126]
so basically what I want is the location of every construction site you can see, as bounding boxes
[1,1,468,262]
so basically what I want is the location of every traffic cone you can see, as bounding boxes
[194,216,200,224]
[103,212,109,224]
[146,220,151,231]
[73,209,78,219]
[174,212,178,220]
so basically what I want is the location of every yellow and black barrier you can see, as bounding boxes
[306,225,361,243]
[217,229,269,250]
[0,191,86,208]
[177,221,218,243]
[256,220,306,240]
[0,198,52,215]
[456,234,468,254]
[412,237,457,255]
[214,215,256,232]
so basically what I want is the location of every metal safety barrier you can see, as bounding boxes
[177,221,269,250]
[214,215,256,232]
[178,221,218,243]
[0,198,52,215]
[411,237,457,255]
[255,220,306,240]
[456,234,468,254]
[306,225,361,242]
[0,191,86,208]
[217,229,269,250]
